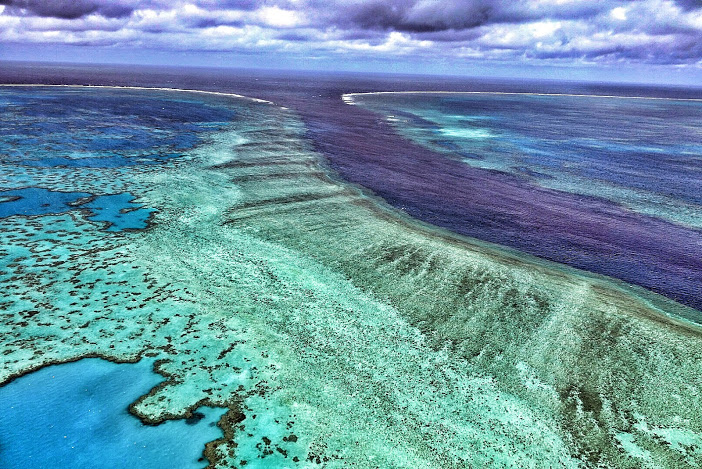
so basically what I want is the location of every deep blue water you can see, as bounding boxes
[359,93,702,226]
[301,91,702,311]
[0,358,225,469]
[0,91,233,169]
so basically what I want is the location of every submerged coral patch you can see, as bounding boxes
[83,192,155,231]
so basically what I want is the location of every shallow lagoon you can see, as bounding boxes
[0,358,225,469]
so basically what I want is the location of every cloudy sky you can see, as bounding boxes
[2,0,702,83]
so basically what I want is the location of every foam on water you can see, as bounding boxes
[439,127,494,139]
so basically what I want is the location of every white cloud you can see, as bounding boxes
[255,7,305,28]
[610,7,627,21]
[531,21,562,38]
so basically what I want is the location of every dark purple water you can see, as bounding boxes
[1,62,700,312]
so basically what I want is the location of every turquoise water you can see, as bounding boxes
[0,87,243,468]
[0,358,225,468]
[83,193,155,231]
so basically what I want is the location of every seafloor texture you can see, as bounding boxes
[1,86,702,468]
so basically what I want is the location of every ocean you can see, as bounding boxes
[1,62,701,468]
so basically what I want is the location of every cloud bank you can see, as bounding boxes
[1,0,702,68]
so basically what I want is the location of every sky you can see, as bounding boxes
[2,0,702,84]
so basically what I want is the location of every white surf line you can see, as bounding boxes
[0,83,275,105]
[342,90,702,103]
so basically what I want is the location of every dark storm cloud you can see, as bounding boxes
[0,0,134,19]
[319,0,611,34]
[673,0,702,11]
[325,0,493,33]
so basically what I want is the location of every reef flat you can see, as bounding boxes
[2,86,702,468]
